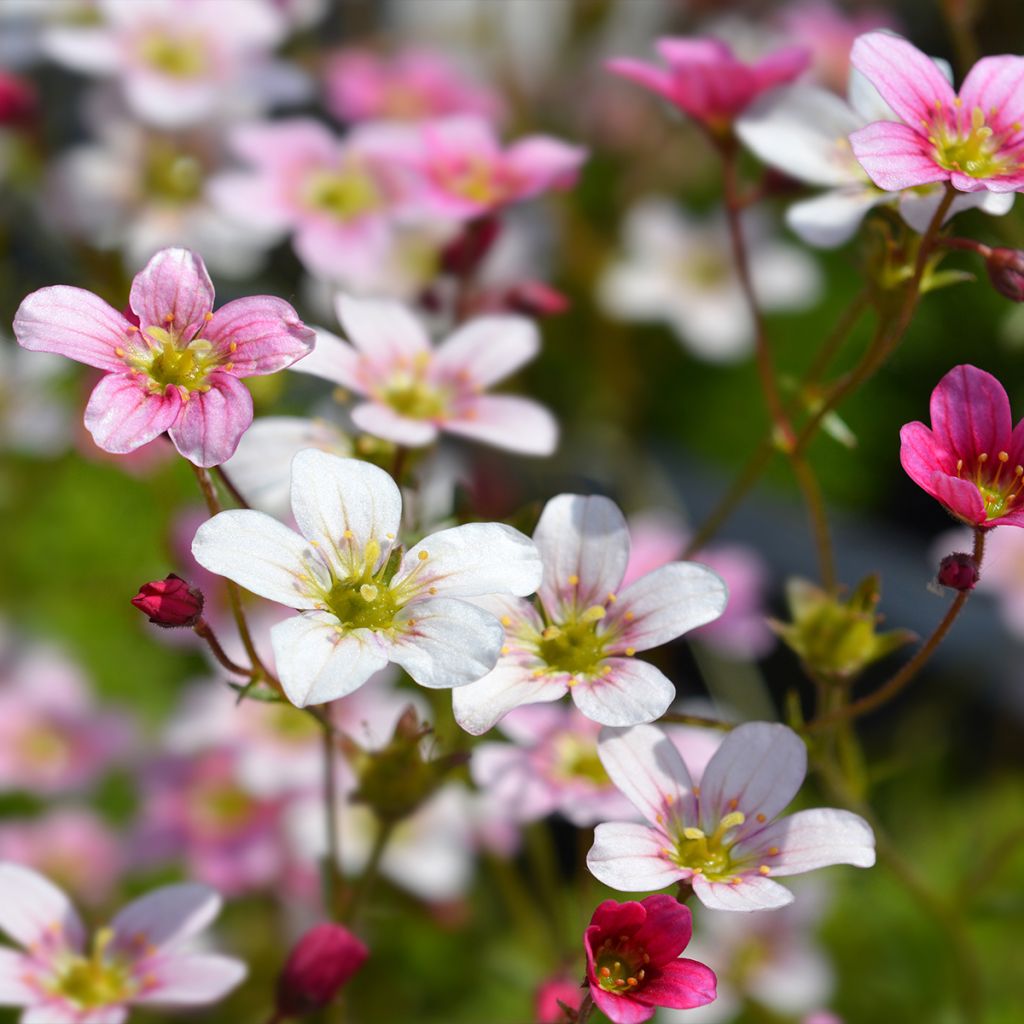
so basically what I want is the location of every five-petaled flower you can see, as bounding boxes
[13,248,314,467]
[0,861,245,1023]
[192,449,543,707]
[587,722,875,911]
[452,494,727,735]
[584,895,716,1024]
[901,364,1024,528]
[293,293,557,454]
[849,32,1024,194]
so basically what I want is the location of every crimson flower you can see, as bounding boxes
[584,895,716,1024]
[901,364,1024,528]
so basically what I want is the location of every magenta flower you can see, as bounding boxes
[0,862,245,1023]
[850,32,1024,193]
[900,364,1024,527]
[584,895,716,1024]
[13,248,314,467]
[606,37,808,137]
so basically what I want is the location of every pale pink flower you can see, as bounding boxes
[587,722,875,911]
[42,0,288,128]
[325,48,503,124]
[849,32,1024,194]
[0,862,245,1022]
[452,494,727,735]
[293,293,557,454]
[13,248,314,467]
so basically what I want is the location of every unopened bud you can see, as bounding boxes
[131,574,204,628]
[0,72,36,127]
[504,280,571,317]
[440,214,501,276]
[938,552,979,591]
[535,975,583,1023]
[986,247,1024,302]
[276,923,368,1017]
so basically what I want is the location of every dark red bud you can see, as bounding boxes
[131,574,204,627]
[440,214,502,276]
[985,248,1024,302]
[276,923,369,1017]
[0,72,36,127]
[938,552,979,591]
[504,280,571,317]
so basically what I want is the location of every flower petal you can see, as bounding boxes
[572,659,676,727]
[0,863,83,951]
[629,894,694,964]
[609,562,728,653]
[271,613,389,706]
[691,871,794,911]
[13,286,131,372]
[634,958,717,1010]
[132,954,246,1006]
[929,473,987,524]
[959,55,1024,137]
[110,884,220,953]
[167,373,253,468]
[0,948,34,1005]
[434,315,539,388]
[697,723,806,837]
[129,248,214,335]
[535,494,630,617]
[738,807,876,875]
[848,120,948,191]
[335,293,431,363]
[289,449,403,565]
[191,509,327,608]
[587,822,683,891]
[786,188,885,249]
[929,364,1012,464]
[452,663,567,736]
[445,396,558,456]
[84,374,183,454]
[203,296,314,376]
[899,421,950,494]
[350,402,439,446]
[289,328,365,391]
[590,986,655,1024]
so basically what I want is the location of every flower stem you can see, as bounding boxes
[344,819,394,928]
[192,619,250,676]
[321,714,343,921]
[659,712,735,731]
[576,992,596,1024]
[213,464,251,508]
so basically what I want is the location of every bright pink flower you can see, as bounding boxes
[849,32,1024,193]
[325,47,503,124]
[606,37,808,138]
[535,974,582,1023]
[13,248,314,467]
[276,923,368,1016]
[900,364,1024,527]
[0,862,245,1022]
[584,895,716,1024]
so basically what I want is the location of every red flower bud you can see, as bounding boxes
[440,214,501,276]
[937,552,979,591]
[985,248,1024,302]
[0,72,36,127]
[131,574,204,628]
[504,280,571,317]
[276,923,368,1017]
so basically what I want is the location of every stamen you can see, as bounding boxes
[580,605,606,623]
[568,574,580,586]
[418,550,429,561]
[359,584,379,602]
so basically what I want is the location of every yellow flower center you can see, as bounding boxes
[930,101,1021,179]
[668,810,747,881]
[304,168,381,221]
[50,929,136,1011]
[124,322,232,397]
[138,33,208,78]
[954,449,1024,520]
[535,605,614,678]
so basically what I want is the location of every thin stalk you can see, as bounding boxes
[576,992,596,1024]
[791,451,837,591]
[321,716,343,921]
[193,619,250,676]
[213,464,251,509]
[344,819,394,928]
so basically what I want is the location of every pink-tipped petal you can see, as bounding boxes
[204,296,314,376]
[848,120,948,191]
[84,374,183,454]
[958,55,1024,136]
[335,293,431,362]
[111,884,220,953]
[692,871,794,911]
[590,986,656,1024]
[0,862,84,951]
[605,58,676,103]
[166,373,253,468]
[587,822,683,892]
[739,807,876,875]
[350,402,439,446]
[850,32,957,125]
[14,286,132,372]
[434,316,538,387]
[503,136,588,196]
[928,472,987,524]
[129,248,215,335]
[634,958,717,1010]
[928,364,1012,463]
[289,328,364,391]
[899,421,949,494]
[445,396,558,456]
[452,663,567,736]
[0,948,34,1005]
[572,658,676,727]
[133,954,247,1005]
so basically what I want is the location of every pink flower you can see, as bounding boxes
[535,974,582,1023]
[900,364,1024,527]
[849,32,1024,193]
[587,722,875,911]
[13,248,314,467]
[584,895,716,1023]
[389,115,587,221]
[293,292,557,454]
[606,37,808,138]
[325,47,503,124]
[0,862,245,1022]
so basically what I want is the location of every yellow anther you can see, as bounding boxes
[386,533,395,540]
[756,813,766,823]
[638,969,645,981]
[627,977,638,987]
[682,827,705,840]
[418,550,429,561]
[767,846,780,856]
[759,865,771,875]
[359,584,379,602]
[600,967,611,978]
[429,587,438,595]
[127,324,139,332]
[163,313,174,323]
[624,647,635,657]
[624,610,635,621]
[568,574,580,586]
[542,625,562,640]
[607,592,617,603]
[343,529,354,539]
[728,798,738,811]
[500,615,511,626]
[601,665,612,675]
[581,604,606,623]
[979,452,989,463]
[1000,451,1010,463]
[222,362,233,372]
[115,347,126,357]
[309,539,319,547]
[500,645,509,655]
[718,811,746,831]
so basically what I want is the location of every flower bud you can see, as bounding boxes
[985,248,1024,302]
[131,574,204,628]
[276,923,368,1018]
[440,214,501,276]
[535,975,583,1023]
[504,280,571,318]
[0,72,36,127]
[937,552,979,591]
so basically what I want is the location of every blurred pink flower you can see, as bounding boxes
[850,32,1024,194]
[14,248,314,467]
[0,862,245,1022]
[535,974,582,1023]
[325,48,503,124]
[900,364,1024,528]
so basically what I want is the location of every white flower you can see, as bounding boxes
[192,449,542,707]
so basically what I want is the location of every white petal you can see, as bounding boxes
[444,396,558,456]
[786,188,885,249]
[534,494,629,616]
[389,598,503,688]
[270,613,388,707]
[571,658,676,726]
[133,954,246,1005]
[191,509,325,608]
[42,27,120,74]
[587,822,683,891]
[400,522,542,599]
[433,315,539,387]
[335,293,431,361]
[899,186,1015,234]
[0,862,83,951]
[289,449,402,567]
[0,948,34,1005]
[738,808,876,875]
[692,872,794,912]
[110,884,219,953]
[610,562,727,653]
[350,402,439,447]
[452,662,567,736]
[597,723,697,826]
[697,723,807,838]
[289,327,365,391]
